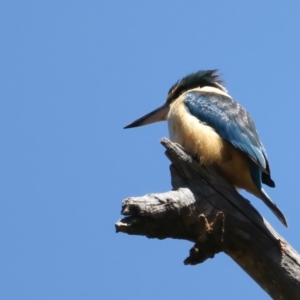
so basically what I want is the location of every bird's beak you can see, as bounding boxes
[124,103,170,129]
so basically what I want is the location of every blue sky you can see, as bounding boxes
[1,1,300,299]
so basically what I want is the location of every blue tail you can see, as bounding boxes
[259,189,288,227]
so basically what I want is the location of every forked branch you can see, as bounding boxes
[116,138,300,299]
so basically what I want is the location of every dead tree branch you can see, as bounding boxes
[116,138,300,299]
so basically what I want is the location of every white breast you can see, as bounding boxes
[167,93,224,165]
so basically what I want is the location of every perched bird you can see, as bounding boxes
[124,70,287,227]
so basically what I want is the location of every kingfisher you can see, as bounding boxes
[124,70,287,227]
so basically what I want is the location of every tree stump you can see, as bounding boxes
[115,138,300,299]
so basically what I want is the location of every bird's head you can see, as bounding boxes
[124,70,226,129]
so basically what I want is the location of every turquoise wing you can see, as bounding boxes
[183,90,274,187]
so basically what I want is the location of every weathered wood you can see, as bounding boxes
[116,138,300,300]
